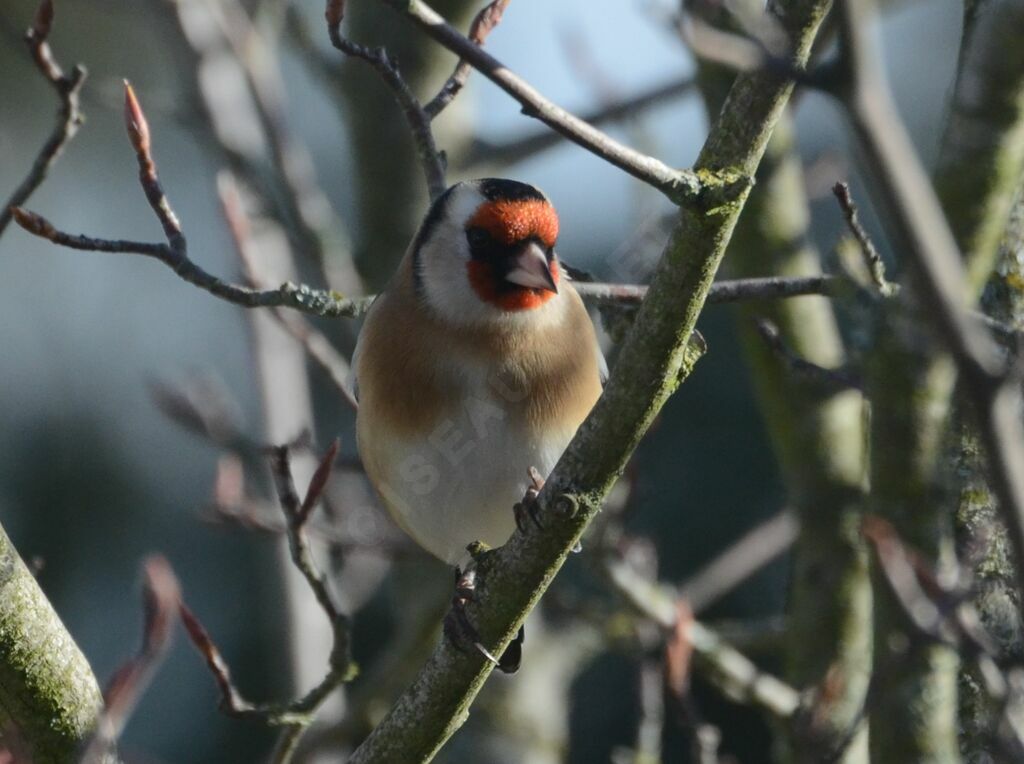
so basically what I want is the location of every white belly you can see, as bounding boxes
[366,389,573,565]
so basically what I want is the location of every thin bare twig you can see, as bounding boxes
[11,84,371,319]
[423,0,510,119]
[831,0,1024,604]
[80,556,179,762]
[182,442,355,763]
[380,0,703,203]
[462,75,697,168]
[215,0,355,281]
[0,0,86,237]
[832,181,896,296]
[325,0,446,200]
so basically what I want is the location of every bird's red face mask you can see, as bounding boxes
[464,199,561,312]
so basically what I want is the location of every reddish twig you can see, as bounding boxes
[182,442,356,762]
[423,0,511,119]
[0,0,86,237]
[80,556,180,762]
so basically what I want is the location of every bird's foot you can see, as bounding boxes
[513,467,546,533]
[443,565,524,673]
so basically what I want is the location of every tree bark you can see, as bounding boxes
[0,522,108,763]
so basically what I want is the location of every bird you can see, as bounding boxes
[352,178,605,669]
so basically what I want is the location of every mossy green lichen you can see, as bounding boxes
[0,524,106,763]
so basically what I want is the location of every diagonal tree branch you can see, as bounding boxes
[325,0,446,200]
[0,522,108,762]
[422,0,510,119]
[345,0,833,757]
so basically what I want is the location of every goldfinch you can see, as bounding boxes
[353,179,605,573]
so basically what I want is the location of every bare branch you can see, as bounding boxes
[832,0,1024,610]
[462,75,697,168]
[755,318,863,392]
[11,84,371,319]
[423,0,510,119]
[182,442,356,762]
[0,0,86,237]
[576,274,840,308]
[325,0,446,200]
[346,0,835,750]
[380,0,704,203]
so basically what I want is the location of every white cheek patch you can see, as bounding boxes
[417,183,570,330]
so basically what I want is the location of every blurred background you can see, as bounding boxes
[0,0,959,761]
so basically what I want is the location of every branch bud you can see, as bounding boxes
[325,0,345,28]
[123,80,151,157]
[31,0,54,40]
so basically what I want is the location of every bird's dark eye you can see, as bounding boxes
[466,227,490,250]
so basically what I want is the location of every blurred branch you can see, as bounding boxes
[607,556,801,719]
[821,0,1024,760]
[687,5,875,758]
[0,0,86,238]
[183,441,355,764]
[461,75,698,169]
[325,0,446,200]
[576,274,839,307]
[380,0,705,203]
[680,510,799,613]
[345,0,831,755]
[754,318,863,392]
[863,516,1024,761]
[214,0,355,283]
[688,17,1024,756]
[0,521,108,762]
[81,557,179,762]
[218,173,359,411]
[943,1,1024,756]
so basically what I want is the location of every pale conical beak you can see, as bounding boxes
[504,242,558,293]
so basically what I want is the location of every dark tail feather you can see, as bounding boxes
[498,625,525,674]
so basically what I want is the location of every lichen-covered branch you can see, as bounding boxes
[830,0,1024,759]
[0,521,107,762]
[345,0,833,757]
